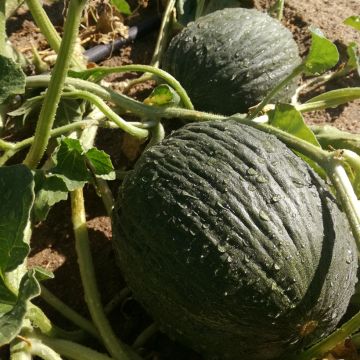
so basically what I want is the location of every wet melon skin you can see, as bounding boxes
[162,8,301,115]
[113,121,357,360]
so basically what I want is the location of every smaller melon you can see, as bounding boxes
[162,8,302,115]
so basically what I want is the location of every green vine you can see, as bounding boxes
[23,0,87,169]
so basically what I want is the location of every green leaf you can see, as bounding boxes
[32,267,54,282]
[0,165,34,275]
[344,16,360,31]
[0,270,41,346]
[85,148,115,180]
[268,104,325,178]
[268,104,320,147]
[33,171,68,221]
[303,27,339,75]
[0,55,26,104]
[50,138,115,189]
[110,0,131,15]
[143,84,181,107]
[345,42,360,76]
[55,98,86,127]
[51,138,90,190]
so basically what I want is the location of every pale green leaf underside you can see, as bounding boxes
[0,55,26,104]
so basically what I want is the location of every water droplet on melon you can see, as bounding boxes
[259,210,269,221]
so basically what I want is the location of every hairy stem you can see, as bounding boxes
[26,75,226,122]
[23,0,87,169]
[0,0,6,55]
[327,161,360,252]
[28,338,63,360]
[72,64,194,109]
[25,0,84,69]
[0,118,110,166]
[151,0,175,67]
[62,90,149,139]
[195,0,205,19]
[71,189,140,360]
[132,323,158,349]
[250,64,303,118]
[272,0,285,21]
[27,304,87,342]
[34,333,114,360]
[295,308,360,360]
[104,287,131,314]
[10,338,32,360]
[40,285,99,340]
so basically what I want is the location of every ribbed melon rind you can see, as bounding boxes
[113,121,357,360]
[162,8,302,115]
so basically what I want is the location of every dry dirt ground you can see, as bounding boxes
[3,0,360,359]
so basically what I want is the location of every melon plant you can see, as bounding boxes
[113,121,358,360]
[162,8,302,115]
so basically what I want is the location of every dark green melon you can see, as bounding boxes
[162,8,301,115]
[113,121,357,360]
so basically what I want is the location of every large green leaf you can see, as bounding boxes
[0,55,25,104]
[0,270,40,346]
[303,27,339,75]
[0,165,34,275]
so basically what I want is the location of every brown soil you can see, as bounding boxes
[4,0,360,359]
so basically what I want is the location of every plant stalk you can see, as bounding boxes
[151,0,175,67]
[27,338,63,360]
[294,308,360,360]
[72,64,194,109]
[195,0,205,19]
[71,188,140,360]
[32,332,114,360]
[132,323,158,349]
[62,90,149,139]
[0,0,6,55]
[40,285,99,340]
[326,161,360,251]
[250,64,303,118]
[26,75,226,122]
[25,0,84,69]
[23,0,87,169]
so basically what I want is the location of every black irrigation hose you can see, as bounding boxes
[84,15,161,63]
